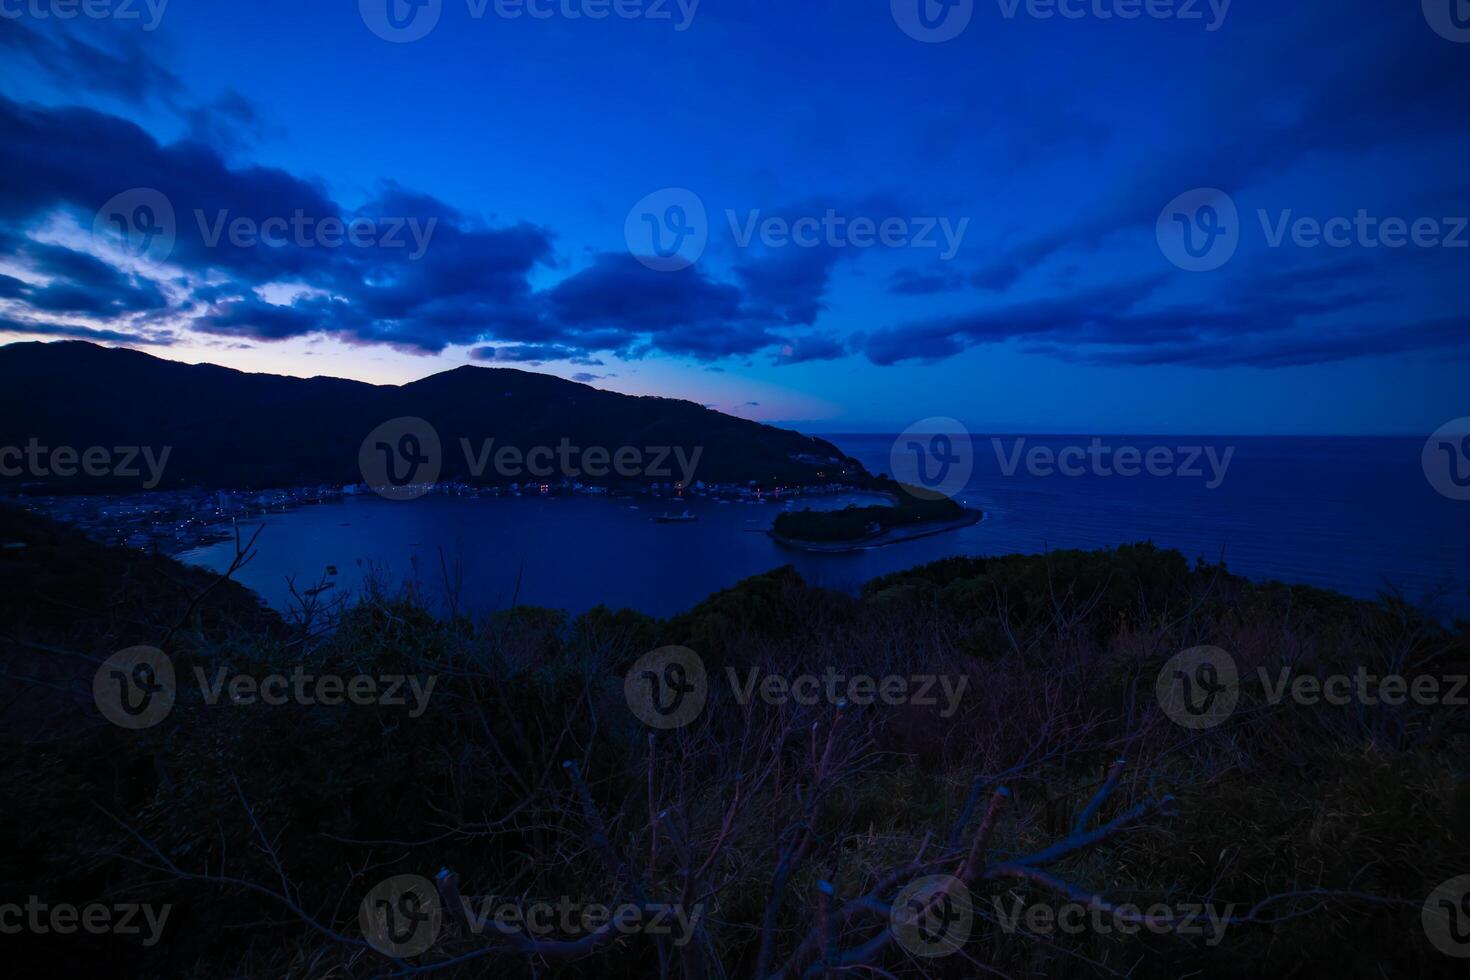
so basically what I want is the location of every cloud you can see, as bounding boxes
[548,253,742,331]
[0,91,869,367]
[733,247,838,325]
[867,258,1470,369]
[970,261,1024,293]
[3,3,1461,381]
[0,313,171,345]
[184,89,278,156]
[2,19,280,160]
[0,233,167,316]
[191,297,324,341]
[772,334,848,365]
[469,344,603,366]
[1036,315,1470,369]
[865,276,1166,365]
[889,265,968,296]
[972,7,1467,284]
[729,194,913,324]
[546,252,783,360]
[0,93,557,354]
[0,20,182,104]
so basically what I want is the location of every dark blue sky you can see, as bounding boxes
[0,0,1466,431]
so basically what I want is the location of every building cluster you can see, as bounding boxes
[4,476,870,555]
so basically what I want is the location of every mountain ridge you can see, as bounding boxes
[0,341,868,492]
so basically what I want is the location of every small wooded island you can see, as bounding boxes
[769,479,983,552]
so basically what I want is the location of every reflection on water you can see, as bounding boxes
[179,436,1470,619]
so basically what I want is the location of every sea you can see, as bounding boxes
[178,435,1470,620]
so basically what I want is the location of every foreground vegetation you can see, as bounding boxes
[2,504,1467,977]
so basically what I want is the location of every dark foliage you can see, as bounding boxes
[1,509,1467,978]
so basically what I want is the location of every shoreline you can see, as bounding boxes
[4,479,879,557]
[768,507,984,554]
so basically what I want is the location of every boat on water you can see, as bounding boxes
[655,510,698,524]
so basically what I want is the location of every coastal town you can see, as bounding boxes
[1,476,873,555]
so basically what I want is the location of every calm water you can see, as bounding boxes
[180,435,1469,619]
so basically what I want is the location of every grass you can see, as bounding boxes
[2,508,1467,978]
